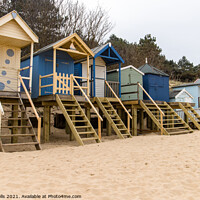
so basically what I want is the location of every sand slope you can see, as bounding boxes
[1,132,200,200]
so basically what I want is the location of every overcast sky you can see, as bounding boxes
[78,0,200,65]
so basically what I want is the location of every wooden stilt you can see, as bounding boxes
[43,106,50,142]
[140,109,144,132]
[106,119,111,136]
[132,105,137,136]
[11,105,18,143]
[99,109,103,132]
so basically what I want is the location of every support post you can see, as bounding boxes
[87,55,90,96]
[119,62,121,98]
[106,119,111,136]
[21,111,26,134]
[53,49,57,94]
[43,106,51,142]
[93,58,96,97]
[11,105,18,143]
[29,42,34,93]
[132,105,137,136]
[140,109,144,132]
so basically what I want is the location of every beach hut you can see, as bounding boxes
[169,89,194,103]
[139,63,169,102]
[74,42,124,97]
[107,65,144,101]
[0,10,38,93]
[172,82,200,108]
[21,33,94,98]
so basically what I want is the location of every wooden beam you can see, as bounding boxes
[57,48,87,56]
[11,105,18,143]
[29,42,34,93]
[43,106,51,143]
[132,105,137,136]
[87,55,90,96]
[140,109,144,131]
[53,49,57,94]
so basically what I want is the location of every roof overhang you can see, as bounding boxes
[0,10,38,46]
[175,88,194,99]
[53,33,94,61]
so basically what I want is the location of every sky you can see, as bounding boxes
[78,0,200,65]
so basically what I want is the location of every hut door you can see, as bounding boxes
[0,46,20,92]
[95,65,106,97]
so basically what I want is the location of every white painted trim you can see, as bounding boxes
[107,65,144,75]
[175,88,194,99]
[0,102,4,115]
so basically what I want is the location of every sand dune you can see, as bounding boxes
[1,131,200,200]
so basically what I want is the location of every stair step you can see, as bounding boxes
[113,119,121,121]
[72,120,87,122]
[63,104,78,107]
[66,109,77,112]
[119,128,127,131]
[1,126,32,128]
[116,124,124,126]
[68,114,83,117]
[1,118,28,120]
[4,110,26,113]
[0,134,35,138]
[75,126,91,129]
[168,130,190,135]
[2,142,39,146]
[165,127,188,130]
[122,133,131,136]
[81,137,98,141]
[78,131,94,135]
[163,122,184,125]
[1,103,22,105]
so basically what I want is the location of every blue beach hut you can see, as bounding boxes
[74,43,124,97]
[139,63,169,102]
[21,33,94,98]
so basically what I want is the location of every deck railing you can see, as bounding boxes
[105,80,132,132]
[19,75,41,143]
[18,66,32,92]
[105,81,119,97]
[39,73,89,96]
[137,83,165,135]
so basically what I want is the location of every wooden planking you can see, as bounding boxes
[0,20,32,42]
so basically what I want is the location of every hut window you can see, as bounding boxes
[5,59,10,64]
[7,49,14,57]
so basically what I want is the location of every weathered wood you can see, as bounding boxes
[132,106,137,136]
[139,109,144,131]
[43,106,51,142]
[11,105,18,143]
[21,110,26,134]
[106,119,112,136]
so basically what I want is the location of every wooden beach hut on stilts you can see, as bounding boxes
[0,10,41,152]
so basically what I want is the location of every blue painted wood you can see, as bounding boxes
[119,62,121,98]
[21,49,74,98]
[143,74,169,102]
[99,55,119,60]
[74,63,82,95]
[93,58,96,97]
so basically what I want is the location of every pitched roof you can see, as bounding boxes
[138,63,169,77]
[170,89,193,99]
[0,10,38,43]
[169,90,181,98]
[24,33,94,61]
[194,79,200,84]
[92,43,108,55]
[107,65,144,75]
[172,82,200,88]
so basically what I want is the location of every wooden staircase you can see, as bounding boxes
[96,97,132,139]
[0,95,41,152]
[179,102,200,130]
[56,94,101,145]
[140,101,193,135]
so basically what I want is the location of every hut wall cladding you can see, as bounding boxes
[21,49,74,98]
[143,74,169,102]
[0,20,31,41]
[80,57,106,97]
[173,86,199,108]
[0,45,21,92]
[107,67,143,101]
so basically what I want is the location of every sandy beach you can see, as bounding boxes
[1,131,200,200]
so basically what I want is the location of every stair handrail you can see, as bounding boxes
[137,82,165,135]
[105,80,132,132]
[19,75,41,143]
[71,75,103,138]
[105,81,132,119]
